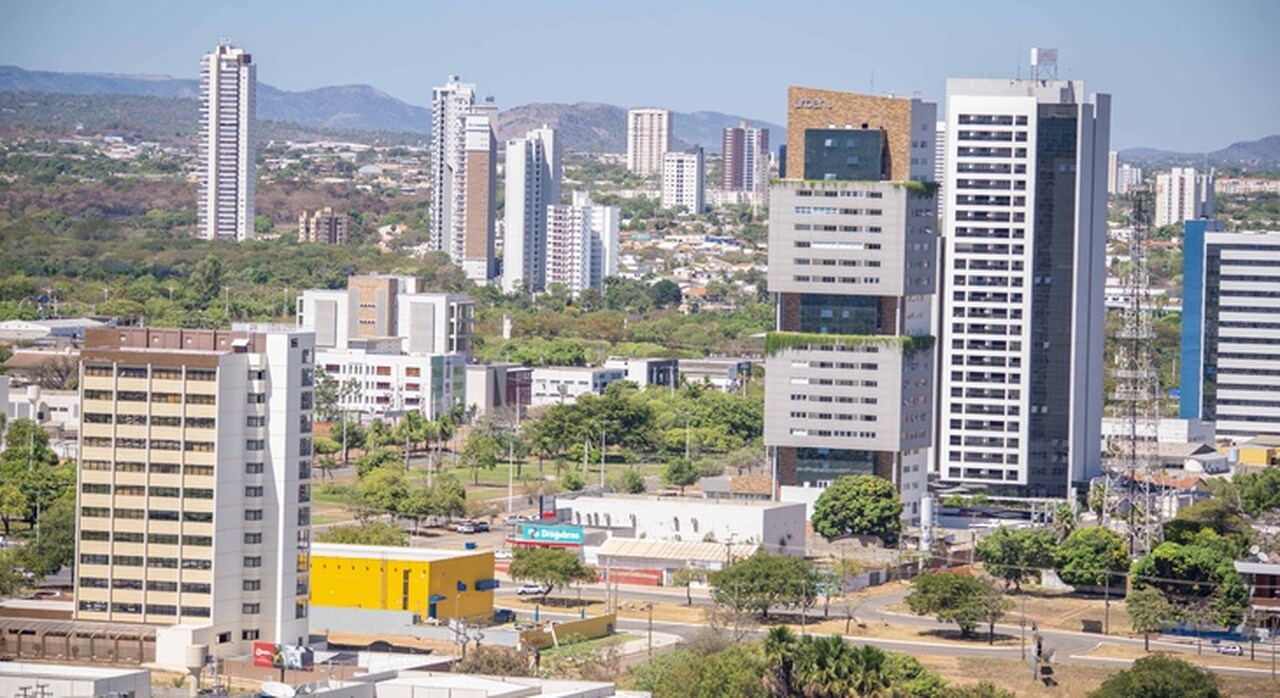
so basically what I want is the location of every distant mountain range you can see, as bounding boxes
[1119,135,1280,172]
[0,65,782,153]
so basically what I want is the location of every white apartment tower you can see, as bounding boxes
[662,148,705,213]
[627,108,672,175]
[431,77,498,283]
[545,192,620,294]
[722,122,770,193]
[503,127,561,294]
[1155,167,1215,227]
[74,327,314,663]
[938,74,1111,498]
[197,44,256,241]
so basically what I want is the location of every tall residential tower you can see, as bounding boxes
[503,127,561,294]
[626,108,672,175]
[431,77,498,283]
[937,71,1111,498]
[197,44,256,241]
[765,86,939,521]
[722,122,770,193]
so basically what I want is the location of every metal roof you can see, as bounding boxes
[596,537,759,563]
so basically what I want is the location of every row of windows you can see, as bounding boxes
[79,578,211,593]
[794,258,883,268]
[82,484,213,498]
[83,390,217,405]
[83,437,215,452]
[791,276,883,285]
[79,529,211,546]
[788,428,878,439]
[84,365,216,381]
[793,224,884,234]
[82,461,214,476]
[80,509,213,523]
[78,554,211,569]
[794,189,884,199]
[790,394,879,403]
[794,206,885,216]
[84,414,216,428]
[788,411,879,422]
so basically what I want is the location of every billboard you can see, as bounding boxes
[516,523,584,545]
[252,642,315,670]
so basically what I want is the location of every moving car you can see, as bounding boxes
[1217,644,1243,656]
[516,582,549,596]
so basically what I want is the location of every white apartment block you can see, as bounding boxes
[1115,163,1143,195]
[938,77,1110,498]
[545,192,620,294]
[1183,230,1280,441]
[197,44,255,241]
[627,108,672,175]
[74,327,314,664]
[296,275,474,357]
[1155,167,1214,227]
[431,77,498,282]
[316,343,466,421]
[662,149,705,213]
[529,367,626,407]
[503,127,561,294]
[722,122,770,194]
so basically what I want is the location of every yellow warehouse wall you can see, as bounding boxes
[310,550,495,622]
[1237,447,1278,467]
[520,613,617,650]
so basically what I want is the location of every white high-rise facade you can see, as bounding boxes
[503,127,561,294]
[662,149,705,213]
[545,192,619,295]
[938,77,1111,498]
[197,44,256,241]
[722,122,770,193]
[431,77,498,283]
[1155,167,1214,227]
[74,327,313,666]
[627,108,672,175]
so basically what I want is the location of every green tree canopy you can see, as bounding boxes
[974,527,1055,590]
[905,571,1010,642]
[1130,541,1248,625]
[508,547,596,602]
[810,475,903,546]
[316,520,408,546]
[1125,585,1175,651]
[1088,655,1220,698]
[1054,526,1128,588]
[710,551,820,619]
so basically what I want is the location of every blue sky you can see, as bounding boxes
[1,0,1276,151]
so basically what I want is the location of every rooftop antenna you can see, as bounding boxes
[1030,48,1058,81]
[869,69,875,95]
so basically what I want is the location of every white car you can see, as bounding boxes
[494,549,514,560]
[516,582,549,596]
[1217,644,1243,656]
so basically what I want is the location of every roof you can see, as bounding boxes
[1235,560,1280,576]
[35,317,105,330]
[311,542,492,563]
[2,348,78,371]
[1241,434,1280,448]
[0,662,148,680]
[597,537,759,563]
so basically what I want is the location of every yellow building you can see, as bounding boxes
[309,543,496,622]
[1236,435,1280,469]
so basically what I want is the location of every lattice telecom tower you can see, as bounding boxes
[1104,184,1164,556]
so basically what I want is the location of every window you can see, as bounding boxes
[79,577,108,588]
[184,488,214,499]
[187,394,216,405]
[247,415,266,428]
[243,579,262,592]
[79,601,108,613]
[182,535,213,547]
[148,509,179,521]
[84,389,113,400]
[149,533,179,545]
[242,629,260,641]
[81,483,111,494]
[183,511,213,523]
[247,393,266,405]
[147,580,178,592]
[79,529,110,541]
[243,603,261,614]
[112,602,143,614]
[84,413,113,424]
[244,556,262,568]
[246,462,264,474]
[188,369,216,381]
[182,606,211,618]
[181,558,212,570]
[245,509,264,521]
[80,507,110,518]
[150,486,180,498]
[146,557,178,569]
[186,417,216,429]
[217,632,231,644]
[246,439,265,451]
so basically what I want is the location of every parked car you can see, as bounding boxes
[516,582,549,596]
[1217,644,1243,656]
[473,520,490,532]
[494,549,514,560]
[453,522,477,534]
[493,608,516,624]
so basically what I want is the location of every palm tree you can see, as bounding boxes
[848,644,889,697]
[762,625,797,697]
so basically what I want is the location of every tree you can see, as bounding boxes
[1130,541,1249,626]
[17,490,75,576]
[0,483,28,536]
[1125,586,1174,651]
[974,527,1055,590]
[1054,526,1128,589]
[905,571,1008,641]
[761,625,797,698]
[1162,498,1252,558]
[1088,655,1221,698]
[365,419,397,449]
[462,416,516,485]
[355,447,401,478]
[453,645,533,677]
[189,255,224,304]
[671,567,708,606]
[649,279,684,309]
[710,551,820,620]
[561,468,585,491]
[660,456,699,493]
[1210,466,1280,516]
[357,465,408,516]
[0,549,32,596]
[508,547,596,603]
[316,520,408,546]
[613,468,647,494]
[810,475,903,547]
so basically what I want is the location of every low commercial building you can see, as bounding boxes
[602,357,678,388]
[529,366,626,406]
[1236,435,1280,469]
[596,538,760,585]
[309,544,496,623]
[0,663,150,697]
[677,358,753,392]
[373,672,641,698]
[563,495,805,556]
[1235,553,1280,630]
[464,363,532,417]
[316,341,466,421]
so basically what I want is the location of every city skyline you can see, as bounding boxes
[1,0,1277,152]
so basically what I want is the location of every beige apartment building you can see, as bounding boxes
[298,206,349,244]
[74,326,314,665]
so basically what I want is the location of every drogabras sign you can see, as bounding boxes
[517,523,584,545]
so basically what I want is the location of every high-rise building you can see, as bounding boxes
[722,122,770,193]
[1155,167,1214,227]
[1114,163,1143,196]
[937,74,1111,498]
[197,44,256,241]
[431,77,498,283]
[545,192,619,294]
[764,86,939,520]
[1180,223,1280,441]
[298,207,348,245]
[74,326,314,661]
[1107,151,1119,196]
[503,127,561,294]
[662,148,704,213]
[627,108,672,175]
[297,275,474,357]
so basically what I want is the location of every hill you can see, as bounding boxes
[1119,134,1280,172]
[0,65,781,152]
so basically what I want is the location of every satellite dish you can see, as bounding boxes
[1251,545,1261,555]
[260,682,297,697]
